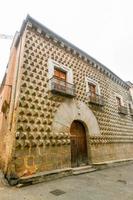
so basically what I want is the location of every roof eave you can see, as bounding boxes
[19,14,130,90]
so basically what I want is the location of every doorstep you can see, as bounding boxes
[72,165,97,175]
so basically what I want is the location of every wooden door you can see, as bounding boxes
[54,68,67,91]
[70,121,88,167]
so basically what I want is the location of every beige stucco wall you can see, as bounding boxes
[0,32,25,174]
[0,46,17,170]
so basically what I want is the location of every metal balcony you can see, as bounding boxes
[50,76,75,97]
[89,92,104,106]
[118,106,128,115]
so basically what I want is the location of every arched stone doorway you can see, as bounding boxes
[51,100,101,167]
[70,120,88,167]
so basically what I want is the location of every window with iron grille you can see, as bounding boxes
[48,59,75,97]
[86,77,104,106]
[116,95,127,115]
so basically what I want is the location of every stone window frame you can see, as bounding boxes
[85,77,101,96]
[115,94,124,106]
[48,58,73,84]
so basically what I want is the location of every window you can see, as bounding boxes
[115,94,124,107]
[48,58,73,84]
[54,68,67,81]
[129,102,133,115]
[88,82,96,96]
[129,103,131,111]
[1,100,9,114]
[85,77,104,106]
[116,96,121,107]
[48,59,75,97]
[53,68,67,92]
[85,77,100,95]
[116,95,128,115]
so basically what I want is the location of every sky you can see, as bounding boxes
[0,0,133,84]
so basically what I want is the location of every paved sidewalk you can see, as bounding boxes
[0,163,133,200]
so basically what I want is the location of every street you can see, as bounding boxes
[0,162,133,200]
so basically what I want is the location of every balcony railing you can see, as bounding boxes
[89,92,104,106]
[50,76,75,97]
[118,106,128,115]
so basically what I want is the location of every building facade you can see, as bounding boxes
[0,15,133,185]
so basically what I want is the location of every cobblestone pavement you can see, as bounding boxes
[0,162,133,200]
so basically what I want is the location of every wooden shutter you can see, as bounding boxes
[54,68,66,81]
[88,83,96,95]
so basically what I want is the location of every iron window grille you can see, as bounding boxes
[88,92,104,106]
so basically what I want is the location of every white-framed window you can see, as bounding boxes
[48,59,74,97]
[48,59,73,84]
[85,77,100,96]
